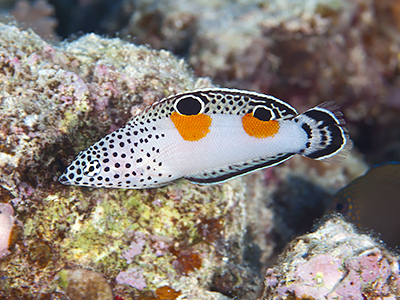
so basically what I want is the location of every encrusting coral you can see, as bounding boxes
[262,216,400,300]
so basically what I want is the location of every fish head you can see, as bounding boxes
[59,146,106,187]
[332,189,360,224]
[332,195,350,214]
[58,132,167,189]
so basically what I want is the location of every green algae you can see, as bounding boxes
[56,183,226,273]
[8,176,242,294]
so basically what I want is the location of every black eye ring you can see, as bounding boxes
[253,105,275,121]
[174,95,205,116]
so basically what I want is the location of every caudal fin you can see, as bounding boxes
[295,102,352,161]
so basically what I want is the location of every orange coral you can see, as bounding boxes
[155,286,181,300]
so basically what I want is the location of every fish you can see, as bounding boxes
[59,88,351,189]
[333,163,400,248]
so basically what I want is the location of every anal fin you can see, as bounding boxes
[185,153,294,185]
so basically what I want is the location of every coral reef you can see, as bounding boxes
[0,22,260,299]
[261,216,400,299]
[0,0,398,297]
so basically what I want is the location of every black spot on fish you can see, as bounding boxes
[301,123,312,139]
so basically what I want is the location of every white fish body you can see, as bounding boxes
[59,89,351,189]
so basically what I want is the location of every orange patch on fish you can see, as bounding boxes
[171,111,212,141]
[242,113,279,139]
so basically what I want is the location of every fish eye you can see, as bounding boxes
[83,160,101,177]
[335,203,344,211]
[334,199,348,214]
[253,106,275,121]
[174,95,204,116]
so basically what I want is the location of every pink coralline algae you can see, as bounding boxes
[116,267,147,290]
[0,23,91,191]
[329,250,398,300]
[122,232,172,263]
[0,203,18,258]
[151,240,169,257]
[121,240,145,264]
[262,216,400,299]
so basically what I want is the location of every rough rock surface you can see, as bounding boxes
[60,269,113,300]
[262,216,400,299]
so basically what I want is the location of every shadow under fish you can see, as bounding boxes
[333,162,400,249]
[272,176,332,252]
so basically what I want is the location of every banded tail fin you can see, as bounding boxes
[295,102,352,161]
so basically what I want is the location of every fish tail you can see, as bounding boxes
[295,102,352,161]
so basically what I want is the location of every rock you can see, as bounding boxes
[261,216,400,299]
[60,269,113,300]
